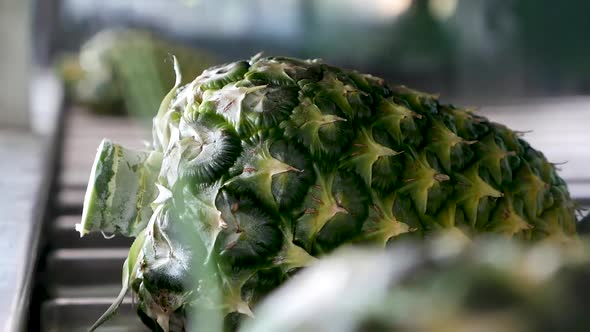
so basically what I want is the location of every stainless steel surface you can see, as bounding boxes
[0,68,63,331]
[0,0,31,129]
[1,71,64,332]
[42,298,149,332]
[46,249,128,289]
[51,216,133,249]
[56,188,85,215]
[36,107,150,331]
[58,109,148,189]
[0,131,43,332]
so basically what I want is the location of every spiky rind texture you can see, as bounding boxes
[86,55,578,331]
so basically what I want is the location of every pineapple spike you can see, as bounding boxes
[515,129,534,136]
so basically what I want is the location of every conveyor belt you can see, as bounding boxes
[34,107,149,331]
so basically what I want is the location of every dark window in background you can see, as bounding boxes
[47,0,590,104]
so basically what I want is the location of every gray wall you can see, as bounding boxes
[0,0,31,129]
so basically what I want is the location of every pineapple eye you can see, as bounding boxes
[215,191,283,267]
[294,169,370,254]
[196,60,250,90]
[200,81,299,138]
[240,85,299,136]
[282,96,354,160]
[174,113,241,184]
[245,58,297,86]
[269,140,316,210]
[226,138,315,212]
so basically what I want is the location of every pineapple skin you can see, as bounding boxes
[82,55,578,331]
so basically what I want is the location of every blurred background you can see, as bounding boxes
[40,0,590,103]
[34,0,590,206]
[1,0,590,331]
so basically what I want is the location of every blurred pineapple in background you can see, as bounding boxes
[56,28,216,117]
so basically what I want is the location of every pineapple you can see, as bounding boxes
[57,29,215,116]
[241,234,590,332]
[77,55,578,331]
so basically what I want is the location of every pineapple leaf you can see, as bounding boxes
[153,56,182,152]
[89,229,147,332]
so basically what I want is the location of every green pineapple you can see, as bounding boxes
[241,234,590,332]
[77,55,578,331]
[57,29,215,116]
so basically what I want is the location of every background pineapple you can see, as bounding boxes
[57,29,216,117]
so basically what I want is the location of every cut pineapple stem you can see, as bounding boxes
[76,138,163,238]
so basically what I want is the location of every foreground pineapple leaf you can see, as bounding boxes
[78,55,580,331]
[89,228,147,332]
[240,234,589,332]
